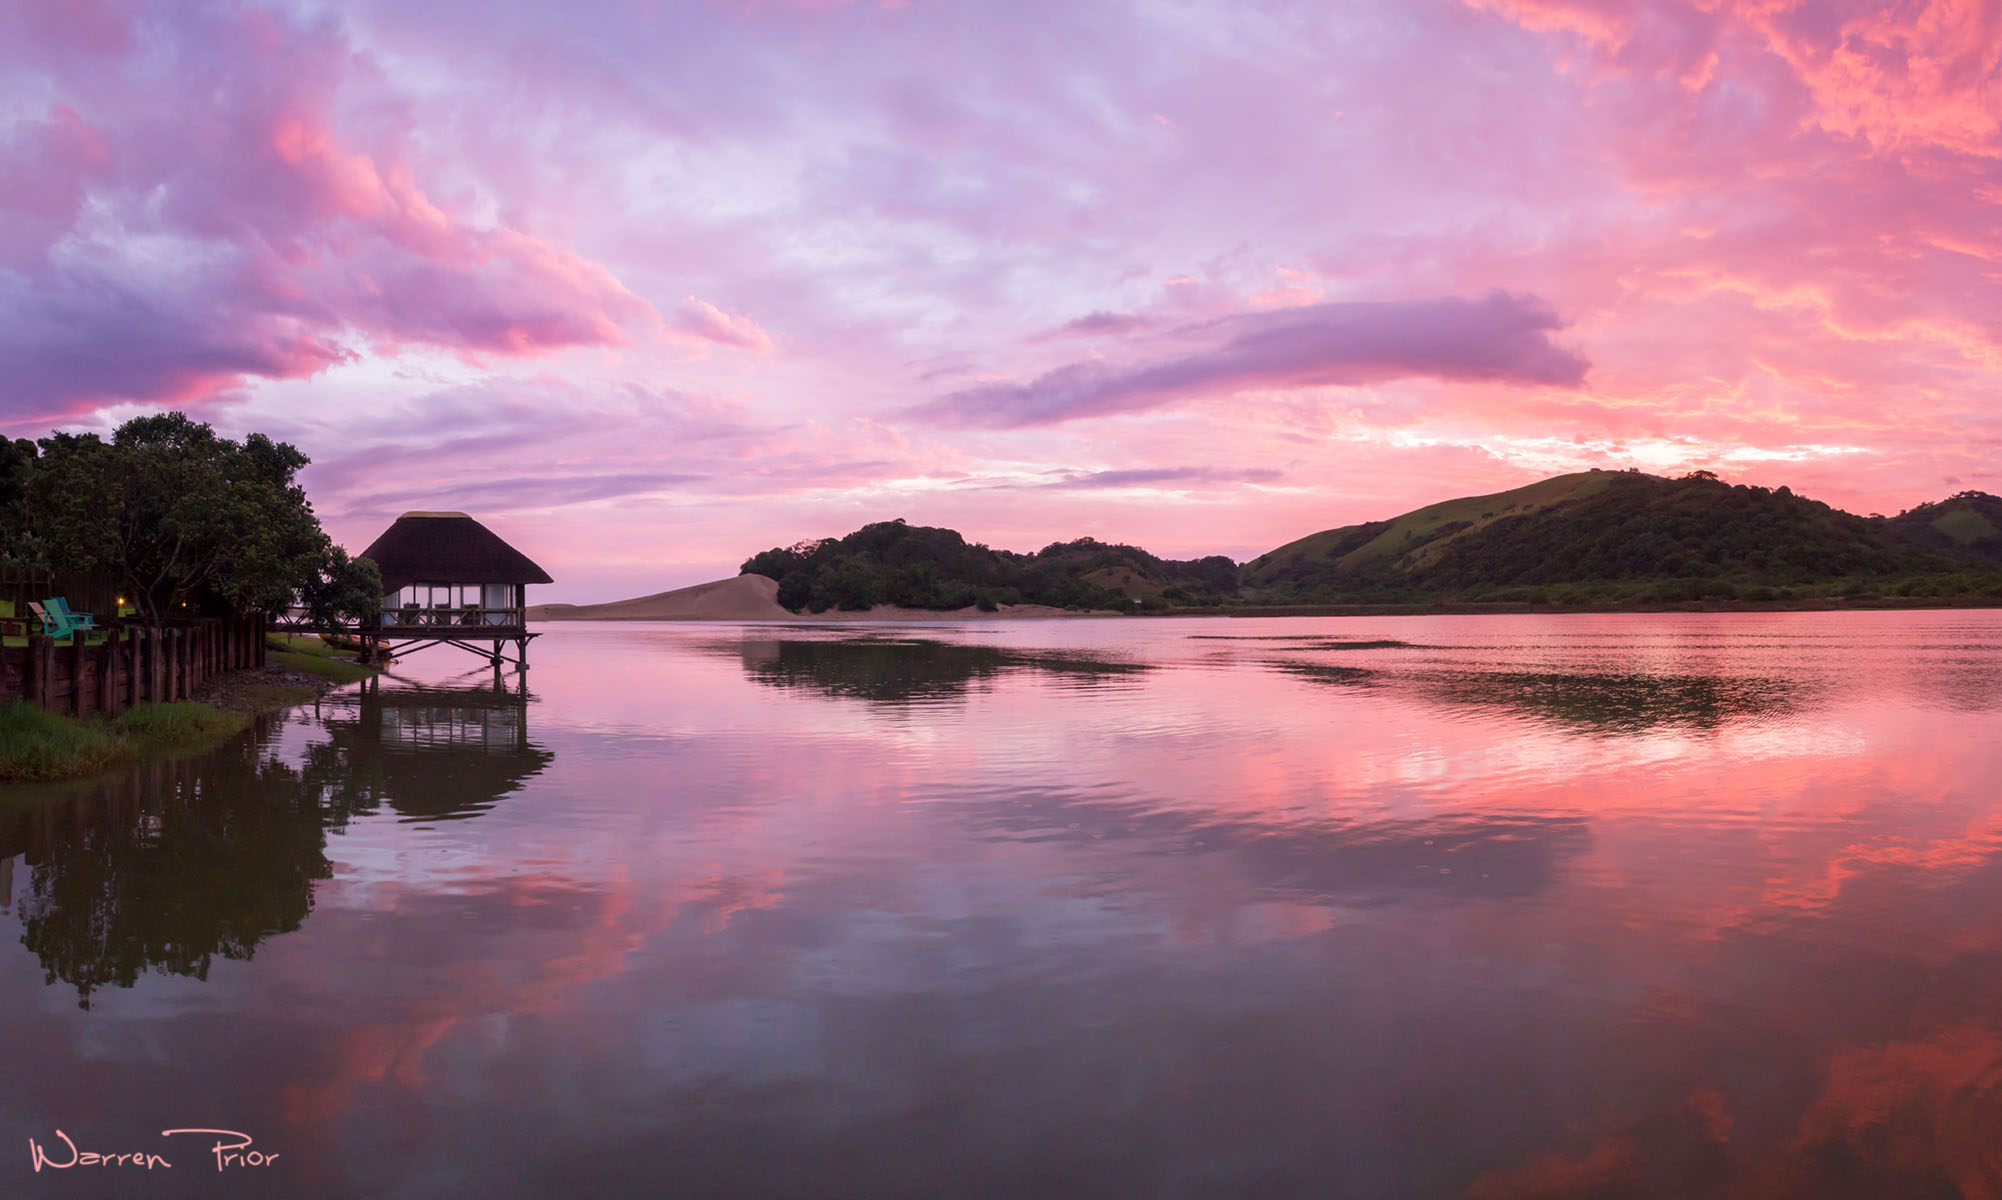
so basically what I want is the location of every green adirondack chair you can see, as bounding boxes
[27,601,84,642]
[46,597,96,632]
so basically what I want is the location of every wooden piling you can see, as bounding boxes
[148,626,164,703]
[31,635,54,710]
[104,630,122,716]
[5,614,278,717]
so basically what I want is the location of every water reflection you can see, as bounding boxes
[0,673,551,1007]
[308,672,552,822]
[1409,668,1802,734]
[0,738,360,1007]
[1,613,2000,1197]
[962,790,1592,904]
[721,634,1151,705]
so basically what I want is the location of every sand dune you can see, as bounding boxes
[528,574,794,622]
[528,575,1114,622]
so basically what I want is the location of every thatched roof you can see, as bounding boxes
[361,512,554,592]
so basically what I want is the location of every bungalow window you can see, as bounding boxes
[483,584,512,624]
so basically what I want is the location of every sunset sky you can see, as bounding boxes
[3,0,1998,601]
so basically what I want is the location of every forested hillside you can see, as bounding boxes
[740,520,1238,612]
[1244,471,2001,605]
[740,473,2002,613]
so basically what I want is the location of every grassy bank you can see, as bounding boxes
[1,637,375,784]
[0,701,251,783]
[266,634,382,684]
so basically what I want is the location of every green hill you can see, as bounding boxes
[1890,491,2002,563]
[1245,470,1999,605]
[1243,472,1615,587]
[740,473,2002,614]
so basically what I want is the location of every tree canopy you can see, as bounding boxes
[8,412,378,624]
[740,518,1241,613]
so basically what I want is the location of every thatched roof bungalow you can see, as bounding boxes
[363,512,552,629]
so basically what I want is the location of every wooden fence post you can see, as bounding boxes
[24,634,41,711]
[149,627,163,704]
[70,634,86,717]
[31,635,54,711]
[104,629,122,717]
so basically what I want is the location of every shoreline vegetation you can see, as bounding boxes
[534,470,2002,622]
[532,588,2002,623]
[2,412,387,783]
[0,636,377,785]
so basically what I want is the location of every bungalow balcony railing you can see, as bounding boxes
[378,606,528,631]
[271,606,529,633]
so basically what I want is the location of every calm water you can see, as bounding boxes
[3,611,2002,1198]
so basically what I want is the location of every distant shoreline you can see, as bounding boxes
[530,593,2002,623]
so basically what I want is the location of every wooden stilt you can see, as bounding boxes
[70,633,86,717]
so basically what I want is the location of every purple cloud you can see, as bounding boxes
[915,291,1590,428]
[671,297,776,352]
[0,3,667,422]
[1032,311,1158,341]
[1042,467,1283,489]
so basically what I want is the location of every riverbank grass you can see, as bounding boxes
[267,634,380,684]
[112,701,250,752]
[0,702,128,781]
[0,698,280,784]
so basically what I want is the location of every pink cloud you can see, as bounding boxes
[672,296,777,352]
[0,2,661,420]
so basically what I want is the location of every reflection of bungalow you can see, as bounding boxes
[360,512,554,666]
[346,680,553,822]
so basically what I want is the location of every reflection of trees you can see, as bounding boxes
[1928,660,2002,713]
[0,675,551,1006]
[726,637,1151,705]
[303,675,552,822]
[0,735,358,1008]
[1267,660,1379,687]
[1409,669,1800,734]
